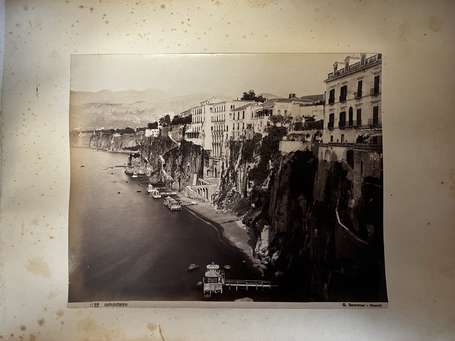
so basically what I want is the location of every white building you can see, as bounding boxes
[323,53,382,144]
[229,102,260,141]
[185,104,205,146]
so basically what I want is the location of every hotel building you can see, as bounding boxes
[323,53,382,144]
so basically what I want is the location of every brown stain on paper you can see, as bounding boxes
[25,258,51,278]
[449,169,455,200]
[428,15,443,32]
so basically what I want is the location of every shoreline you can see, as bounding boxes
[75,147,265,273]
[176,195,266,274]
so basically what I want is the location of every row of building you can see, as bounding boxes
[77,53,382,181]
[167,53,382,177]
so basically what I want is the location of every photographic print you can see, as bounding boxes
[68,54,387,307]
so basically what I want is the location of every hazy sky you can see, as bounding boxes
[71,53,354,97]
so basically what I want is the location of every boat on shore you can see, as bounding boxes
[150,189,161,199]
[163,197,181,211]
[124,166,134,175]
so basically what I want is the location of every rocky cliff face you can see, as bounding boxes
[70,130,205,191]
[217,134,386,301]
[70,131,139,151]
[146,137,205,190]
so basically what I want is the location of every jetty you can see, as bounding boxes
[202,263,276,297]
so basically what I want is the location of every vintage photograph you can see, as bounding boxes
[68,53,387,306]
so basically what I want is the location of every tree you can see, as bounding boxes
[241,90,266,103]
[159,114,171,127]
[148,122,158,129]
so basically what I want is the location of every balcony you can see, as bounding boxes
[327,122,335,130]
[370,87,380,97]
[368,119,381,128]
[339,96,347,103]
[354,91,362,99]
[326,54,382,81]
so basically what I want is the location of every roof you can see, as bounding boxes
[272,95,324,104]
[234,103,257,111]
[299,94,324,103]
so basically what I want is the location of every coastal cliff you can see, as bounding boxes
[70,129,205,191]
[70,127,386,301]
[214,129,386,301]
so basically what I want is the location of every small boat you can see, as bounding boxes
[223,265,231,270]
[169,199,181,211]
[187,264,200,271]
[132,171,138,178]
[150,189,161,199]
[163,197,181,211]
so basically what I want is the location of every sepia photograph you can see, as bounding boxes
[68,53,387,306]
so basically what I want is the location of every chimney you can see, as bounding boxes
[289,93,296,99]
[360,53,366,65]
[344,56,350,70]
[333,62,338,73]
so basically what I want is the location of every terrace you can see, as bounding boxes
[326,54,382,82]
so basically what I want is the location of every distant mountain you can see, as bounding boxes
[258,92,281,100]
[69,89,232,130]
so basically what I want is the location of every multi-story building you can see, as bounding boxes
[185,104,204,146]
[323,53,382,144]
[229,102,259,141]
[206,99,256,178]
[210,101,228,159]
[252,101,273,135]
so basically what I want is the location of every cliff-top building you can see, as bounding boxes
[323,53,382,144]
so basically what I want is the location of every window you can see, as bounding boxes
[356,80,363,98]
[339,85,347,102]
[373,106,379,127]
[242,111,245,119]
[341,134,345,143]
[373,75,380,96]
[347,150,354,168]
[328,113,335,129]
[339,111,346,129]
[328,89,335,104]
[330,135,334,143]
[348,107,353,127]
[356,108,362,127]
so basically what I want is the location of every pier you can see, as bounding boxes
[225,279,277,291]
[202,263,276,297]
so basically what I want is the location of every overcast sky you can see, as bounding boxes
[71,53,357,98]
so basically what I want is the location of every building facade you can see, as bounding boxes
[323,53,382,144]
[229,102,259,141]
[185,104,204,146]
